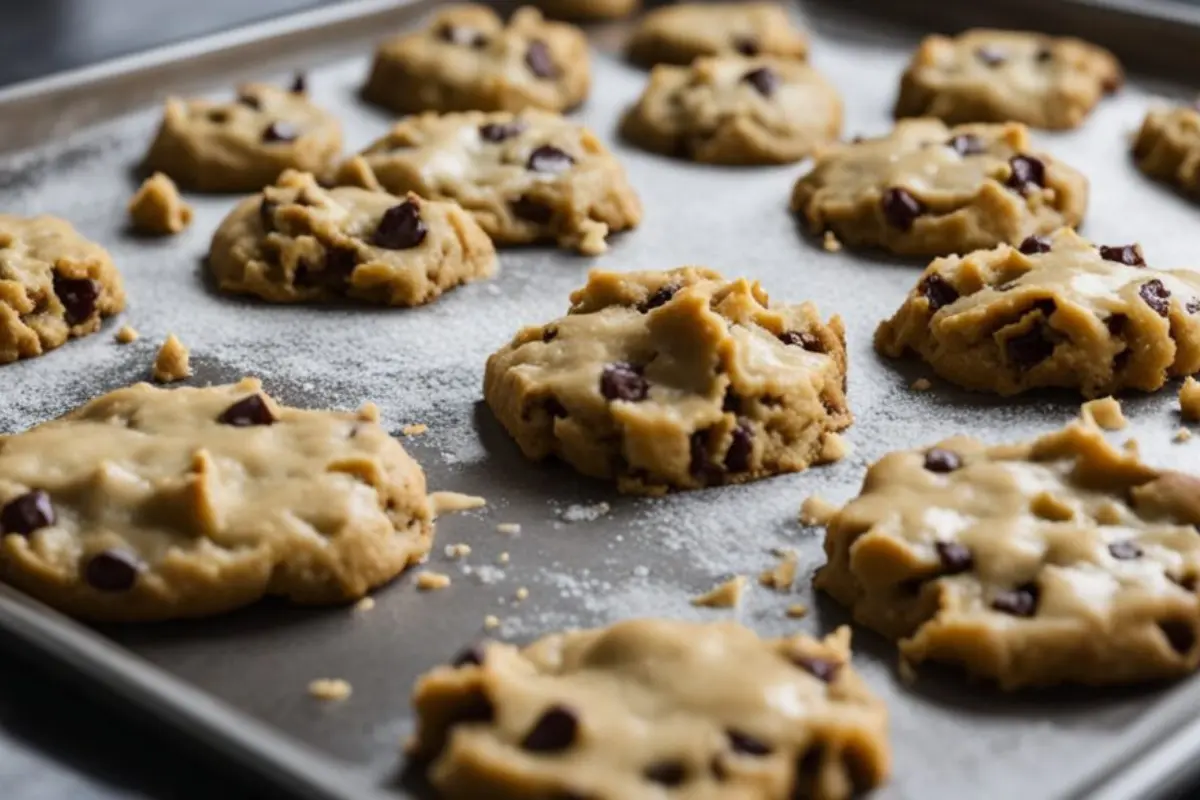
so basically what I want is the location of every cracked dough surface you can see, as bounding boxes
[626,2,808,67]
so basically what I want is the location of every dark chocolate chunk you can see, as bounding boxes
[84,549,142,592]
[526,145,575,174]
[935,541,973,573]
[479,121,527,143]
[923,447,961,473]
[733,37,759,56]
[741,67,779,97]
[644,761,687,787]
[881,187,924,231]
[689,429,712,478]
[525,40,559,79]
[778,331,823,352]
[53,276,100,325]
[373,201,427,250]
[1099,244,1145,267]
[1139,279,1171,317]
[724,421,753,472]
[722,388,741,414]
[521,706,578,752]
[1159,619,1196,655]
[237,93,261,110]
[1106,313,1127,336]
[1006,155,1046,192]
[290,72,307,94]
[544,397,568,418]
[511,196,554,223]
[946,134,985,156]
[324,247,358,285]
[600,362,648,402]
[207,109,230,124]
[0,490,55,535]
[1018,235,1052,255]
[1005,325,1054,368]
[919,273,959,311]
[259,198,277,232]
[790,654,840,683]
[262,121,299,143]
[452,645,485,668]
[992,583,1039,617]
[452,692,495,725]
[1036,47,1054,63]
[542,326,558,343]
[640,284,678,312]
[1108,540,1143,560]
[976,46,1007,66]
[1188,299,1200,315]
[727,730,772,756]
[217,394,276,427]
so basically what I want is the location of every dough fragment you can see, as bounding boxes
[627,3,808,67]
[308,678,352,701]
[115,325,140,344]
[800,495,839,526]
[1080,397,1126,431]
[759,549,799,592]
[128,172,193,235]
[815,421,1200,689]
[409,620,889,800]
[430,492,488,514]
[417,571,452,591]
[1134,105,1200,195]
[691,575,746,608]
[152,333,191,383]
[1181,377,1200,422]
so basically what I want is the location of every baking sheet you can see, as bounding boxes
[3,1,1200,798]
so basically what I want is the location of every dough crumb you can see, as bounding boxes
[819,432,848,462]
[560,502,611,522]
[759,549,799,592]
[497,552,510,565]
[785,603,808,618]
[483,614,500,631]
[910,377,932,392]
[691,575,746,609]
[114,325,140,344]
[152,333,191,383]
[444,543,472,559]
[1080,397,1127,430]
[1182,377,1200,421]
[822,230,843,253]
[514,587,529,602]
[429,492,487,515]
[1030,491,1075,522]
[401,423,428,436]
[799,495,839,526]
[129,172,193,235]
[416,571,452,591]
[496,523,522,535]
[1175,427,1193,443]
[307,678,352,701]
[353,597,376,612]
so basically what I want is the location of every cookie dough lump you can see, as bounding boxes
[621,56,841,165]
[409,620,890,799]
[0,214,125,364]
[627,2,808,67]
[337,110,641,255]
[894,28,1122,130]
[208,170,496,306]
[816,421,1200,689]
[0,378,433,622]
[152,333,191,383]
[790,119,1088,257]
[875,228,1200,397]
[128,172,193,235]
[1133,104,1200,195]
[484,267,850,495]
[362,5,589,114]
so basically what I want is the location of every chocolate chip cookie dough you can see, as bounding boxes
[410,620,890,799]
[483,267,850,495]
[128,172,192,235]
[621,56,841,165]
[894,29,1123,130]
[0,379,433,622]
[362,5,589,114]
[816,422,1200,689]
[209,170,496,307]
[1133,104,1200,196]
[534,0,638,21]
[336,110,641,255]
[626,2,808,68]
[875,228,1200,397]
[142,82,342,193]
[0,215,125,365]
[790,119,1088,257]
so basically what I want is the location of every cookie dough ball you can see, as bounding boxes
[626,2,808,68]
[1133,103,1200,196]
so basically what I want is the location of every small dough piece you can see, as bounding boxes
[894,29,1122,130]
[484,267,851,495]
[1133,104,1200,196]
[1080,397,1126,431]
[308,678,352,701]
[0,215,125,365]
[209,170,496,307]
[363,5,589,115]
[816,421,1200,689]
[128,173,193,235]
[336,110,641,255]
[759,549,799,592]
[152,334,191,383]
[115,325,140,344]
[627,3,808,68]
[534,0,638,20]
[0,378,433,622]
[620,56,841,165]
[875,228,1200,397]
[409,620,890,800]
[142,82,342,193]
[691,575,746,608]
[417,571,453,591]
[790,119,1088,257]
[1181,377,1200,421]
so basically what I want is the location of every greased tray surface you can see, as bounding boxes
[2,2,1200,798]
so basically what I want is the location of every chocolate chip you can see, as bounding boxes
[1099,244,1145,266]
[259,198,276,232]
[919,273,959,311]
[525,40,558,79]
[790,654,840,683]
[727,730,772,756]
[324,247,358,285]
[373,201,427,250]
[1159,619,1196,655]
[976,46,1007,66]
[262,121,299,143]
[600,362,648,402]
[1,491,55,535]
[946,134,985,156]
[1140,279,1171,317]
[479,121,526,143]
[741,67,779,97]
[923,447,961,473]
[778,331,823,352]
[640,284,677,312]
[1036,47,1054,63]
[798,744,825,777]
[1006,155,1046,192]
[689,429,713,479]
[1019,235,1052,255]
[734,37,759,56]
[1174,573,1199,592]
[512,196,554,223]
[936,541,973,573]
[53,276,100,325]
[644,761,687,786]
[1006,325,1054,368]
[217,394,276,427]
[452,645,485,668]
[881,187,924,231]
[1188,299,1200,315]
[722,388,741,414]
[439,25,487,48]
[84,550,142,592]
[724,421,753,472]
[452,692,495,725]
[521,706,578,752]
[237,93,261,110]
[207,109,229,124]
[290,72,307,94]
[544,397,568,418]
[1109,541,1143,560]
[992,583,1039,617]
[542,326,558,343]
[526,145,575,174]
[1106,314,1127,336]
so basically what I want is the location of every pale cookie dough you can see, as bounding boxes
[362,5,589,115]
[790,119,1088,257]
[894,29,1123,130]
[483,267,851,495]
[1080,397,1126,431]
[409,620,890,800]
[0,215,125,365]
[875,228,1200,397]
[0,379,433,622]
[152,333,191,383]
[128,172,193,235]
[209,170,496,306]
[1133,104,1200,196]
[1181,377,1200,421]
[627,3,808,68]
[534,0,638,21]
[336,110,641,255]
[620,56,841,165]
[142,82,342,193]
[815,422,1200,689]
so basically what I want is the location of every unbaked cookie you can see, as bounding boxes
[142,82,342,193]
[336,110,641,255]
[875,227,1200,397]
[816,421,1200,689]
[362,5,589,115]
[483,267,850,495]
[409,620,890,799]
[0,215,125,365]
[534,0,638,21]
[627,2,808,68]
[1133,104,1200,196]
[894,29,1122,130]
[790,119,1088,257]
[0,378,433,622]
[620,56,841,165]
[209,170,496,306]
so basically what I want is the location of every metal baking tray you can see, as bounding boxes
[3,0,1200,798]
